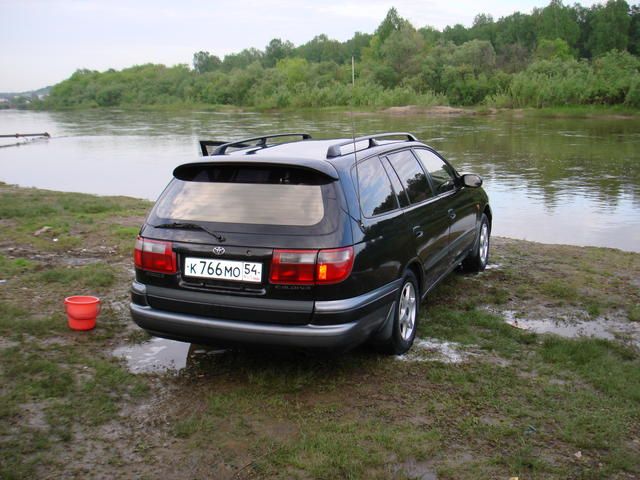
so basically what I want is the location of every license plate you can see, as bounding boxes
[184,257,262,283]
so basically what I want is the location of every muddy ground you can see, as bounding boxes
[0,183,639,479]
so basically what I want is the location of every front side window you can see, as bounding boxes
[386,150,431,204]
[355,157,398,217]
[414,149,456,195]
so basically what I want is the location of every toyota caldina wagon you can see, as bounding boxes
[130,132,491,354]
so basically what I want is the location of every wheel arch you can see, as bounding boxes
[403,259,424,298]
[483,204,492,230]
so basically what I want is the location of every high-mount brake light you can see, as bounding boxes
[269,246,354,285]
[134,236,177,274]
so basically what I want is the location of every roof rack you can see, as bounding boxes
[326,132,418,158]
[207,132,312,156]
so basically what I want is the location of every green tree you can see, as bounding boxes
[222,48,263,71]
[276,57,310,87]
[380,25,425,81]
[418,26,442,45]
[451,40,496,74]
[192,51,221,74]
[534,0,580,48]
[631,4,640,55]
[535,38,573,59]
[470,14,496,44]
[375,7,410,44]
[587,0,631,57]
[343,32,372,60]
[295,34,345,63]
[494,12,537,53]
[443,24,469,45]
[264,38,294,67]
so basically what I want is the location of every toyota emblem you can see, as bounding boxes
[212,246,225,255]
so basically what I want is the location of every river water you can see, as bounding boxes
[1,109,639,252]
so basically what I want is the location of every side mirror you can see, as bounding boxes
[461,174,483,188]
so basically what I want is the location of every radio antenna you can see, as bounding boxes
[350,55,364,231]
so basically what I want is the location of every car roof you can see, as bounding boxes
[229,139,347,161]
[182,135,431,179]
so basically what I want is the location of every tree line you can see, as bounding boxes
[42,0,640,109]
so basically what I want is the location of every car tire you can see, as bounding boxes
[462,213,490,273]
[376,271,420,355]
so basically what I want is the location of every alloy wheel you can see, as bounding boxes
[398,282,417,341]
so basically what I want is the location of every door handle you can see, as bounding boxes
[448,209,456,220]
[413,226,424,238]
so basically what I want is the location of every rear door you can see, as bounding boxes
[384,149,450,289]
[141,162,350,324]
[347,156,411,295]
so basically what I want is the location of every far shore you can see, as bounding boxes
[6,102,640,119]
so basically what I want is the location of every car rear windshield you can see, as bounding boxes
[150,164,335,228]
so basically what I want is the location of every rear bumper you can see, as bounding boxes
[129,280,400,349]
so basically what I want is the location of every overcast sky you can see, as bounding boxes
[0,0,599,92]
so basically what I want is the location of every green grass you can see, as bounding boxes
[0,256,35,277]
[540,279,579,302]
[36,263,116,288]
[0,184,639,478]
[540,337,640,402]
[0,344,148,476]
[0,183,150,255]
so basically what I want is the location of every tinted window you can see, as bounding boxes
[387,150,431,204]
[152,165,328,226]
[355,157,398,217]
[381,157,409,207]
[414,149,456,195]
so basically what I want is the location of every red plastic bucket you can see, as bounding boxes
[64,296,100,331]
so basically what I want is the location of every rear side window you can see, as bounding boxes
[386,150,431,204]
[414,149,456,195]
[355,157,398,217]
[152,165,329,226]
[380,157,409,208]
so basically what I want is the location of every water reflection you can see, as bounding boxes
[502,310,640,348]
[0,109,638,251]
[113,337,226,374]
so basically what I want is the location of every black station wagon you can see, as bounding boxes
[130,132,492,354]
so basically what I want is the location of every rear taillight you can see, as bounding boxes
[269,250,317,285]
[316,247,354,284]
[269,246,354,285]
[134,236,177,274]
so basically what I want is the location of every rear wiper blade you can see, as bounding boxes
[153,222,226,242]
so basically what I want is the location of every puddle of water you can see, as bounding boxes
[397,338,476,364]
[395,459,438,480]
[0,338,19,350]
[113,337,226,374]
[502,310,640,347]
[62,257,102,266]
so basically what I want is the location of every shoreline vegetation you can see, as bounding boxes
[1,183,639,478]
[16,102,640,120]
[13,2,640,114]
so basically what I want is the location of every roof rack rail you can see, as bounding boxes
[208,132,312,156]
[326,132,418,158]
